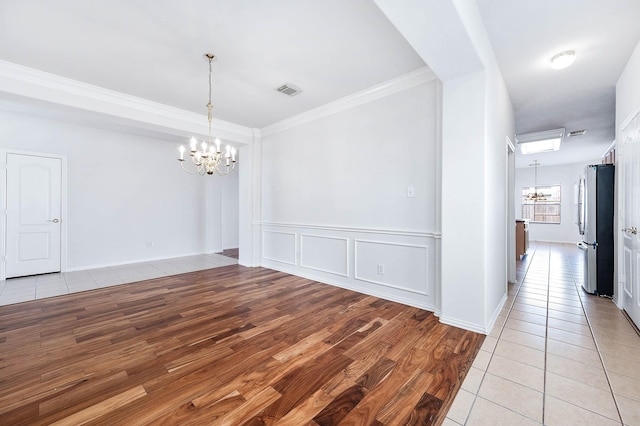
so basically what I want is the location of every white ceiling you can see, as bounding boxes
[1,1,640,169]
[476,0,640,168]
[0,0,424,129]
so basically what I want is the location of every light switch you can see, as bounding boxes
[407,186,415,198]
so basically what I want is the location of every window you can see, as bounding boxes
[522,185,561,223]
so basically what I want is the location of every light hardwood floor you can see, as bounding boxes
[0,265,483,425]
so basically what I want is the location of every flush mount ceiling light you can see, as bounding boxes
[516,128,565,155]
[550,50,576,70]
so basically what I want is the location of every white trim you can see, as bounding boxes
[64,250,211,272]
[438,315,487,334]
[261,230,297,266]
[506,135,516,153]
[261,260,436,313]
[261,221,439,238]
[0,155,5,281]
[261,67,437,137]
[619,106,640,133]
[299,234,349,278]
[601,139,616,159]
[0,59,255,145]
[485,292,507,335]
[353,239,429,296]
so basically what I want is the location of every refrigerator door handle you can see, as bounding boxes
[579,241,597,249]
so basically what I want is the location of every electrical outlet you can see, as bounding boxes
[377,264,385,275]
[146,241,153,248]
[407,186,415,198]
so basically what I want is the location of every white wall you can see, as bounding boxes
[373,0,515,333]
[615,39,640,305]
[222,163,239,249]
[484,55,516,328]
[440,70,489,329]
[259,76,440,311]
[0,109,235,271]
[438,4,514,333]
[617,41,640,130]
[515,160,598,244]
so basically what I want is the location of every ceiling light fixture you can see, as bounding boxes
[526,160,547,201]
[550,50,576,70]
[516,128,565,155]
[178,53,237,176]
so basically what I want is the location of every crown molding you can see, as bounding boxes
[0,60,256,144]
[261,66,437,137]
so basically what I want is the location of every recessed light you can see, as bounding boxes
[550,50,576,70]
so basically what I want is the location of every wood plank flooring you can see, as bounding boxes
[217,248,239,260]
[0,265,484,425]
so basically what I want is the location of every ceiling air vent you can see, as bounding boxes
[276,83,302,97]
[568,129,587,137]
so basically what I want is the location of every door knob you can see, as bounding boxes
[47,219,60,223]
[622,227,638,235]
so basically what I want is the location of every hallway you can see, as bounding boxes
[446,242,640,425]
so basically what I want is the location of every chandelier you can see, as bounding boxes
[526,160,546,201]
[178,53,237,176]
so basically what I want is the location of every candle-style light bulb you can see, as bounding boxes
[225,145,231,158]
[215,138,221,153]
[179,145,185,160]
[190,137,197,152]
[231,147,236,161]
[201,141,207,152]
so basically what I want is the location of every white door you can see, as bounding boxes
[619,114,640,328]
[5,153,62,278]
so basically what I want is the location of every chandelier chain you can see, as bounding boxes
[208,56,213,109]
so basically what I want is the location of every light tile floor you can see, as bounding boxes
[445,241,640,426]
[0,253,237,306]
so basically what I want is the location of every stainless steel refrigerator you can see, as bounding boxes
[577,164,615,296]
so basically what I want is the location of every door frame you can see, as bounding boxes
[1,149,68,281]
[616,107,639,310]
[506,136,516,284]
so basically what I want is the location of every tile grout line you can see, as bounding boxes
[459,241,540,425]
[542,242,550,426]
[563,243,625,425]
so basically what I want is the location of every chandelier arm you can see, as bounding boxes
[214,162,236,176]
[179,160,205,175]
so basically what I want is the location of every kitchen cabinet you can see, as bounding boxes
[516,219,529,260]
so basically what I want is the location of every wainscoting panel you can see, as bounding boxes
[354,240,428,295]
[300,234,348,277]
[260,223,439,312]
[262,230,296,265]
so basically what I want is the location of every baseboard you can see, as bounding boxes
[64,250,210,272]
[262,260,436,314]
[485,292,508,335]
[438,315,487,334]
